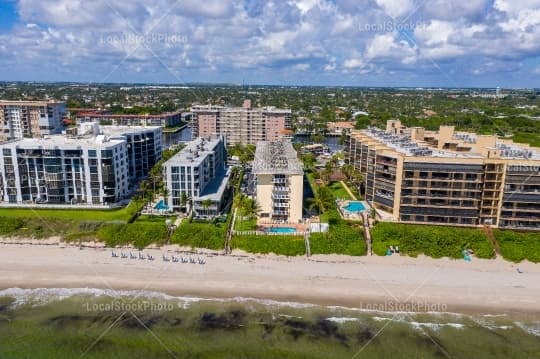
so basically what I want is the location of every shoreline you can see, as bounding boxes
[1,241,539,316]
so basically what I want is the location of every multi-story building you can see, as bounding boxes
[253,140,304,223]
[0,125,162,206]
[191,100,292,145]
[163,135,230,217]
[97,125,162,180]
[76,110,182,128]
[346,120,540,230]
[0,101,66,140]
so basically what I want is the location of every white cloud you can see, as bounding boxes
[0,0,539,86]
[375,0,415,18]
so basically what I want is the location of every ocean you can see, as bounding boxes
[0,288,539,358]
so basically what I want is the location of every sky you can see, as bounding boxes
[0,0,539,87]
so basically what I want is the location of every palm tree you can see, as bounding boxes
[244,198,261,220]
[201,198,213,217]
[309,186,333,214]
[161,187,169,204]
[179,191,191,214]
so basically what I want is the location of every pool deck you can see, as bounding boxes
[337,199,368,221]
[256,223,308,233]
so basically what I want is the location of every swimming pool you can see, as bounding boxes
[154,199,170,211]
[267,227,297,233]
[343,201,366,213]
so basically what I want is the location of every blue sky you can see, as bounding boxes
[0,0,540,87]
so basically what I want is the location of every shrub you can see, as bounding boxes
[371,223,494,259]
[97,222,167,249]
[495,230,540,263]
[310,223,366,256]
[171,222,226,250]
[232,235,306,256]
[0,217,24,235]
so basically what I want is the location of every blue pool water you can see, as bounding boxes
[267,227,297,233]
[154,199,169,211]
[343,201,366,212]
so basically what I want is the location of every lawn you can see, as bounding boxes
[371,223,495,259]
[494,230,540,263]
[327,181,352,200]
[0,203,137,222]
[135,215,176,224]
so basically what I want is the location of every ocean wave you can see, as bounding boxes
[514,322,540,337]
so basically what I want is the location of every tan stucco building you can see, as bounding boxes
[346,120,540,230]
[253,140,304,223]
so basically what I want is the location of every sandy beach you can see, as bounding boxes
[1,241,539,315]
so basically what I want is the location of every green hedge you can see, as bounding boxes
[310,223,366,256]
[232,235,306,256]
[0,217,24,235]
[495,230,540,263]
[97,222,167,249]
[371,223,495,259]
[171,222,226,250]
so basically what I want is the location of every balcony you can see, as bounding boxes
[273,202,289,208]
[272,178,287,184]
[272,193,289,200]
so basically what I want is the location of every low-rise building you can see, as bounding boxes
[253,140,304,223]
[163,135,230,217]
[0,100,66,140]
[76,110,182,128]
[346,120,540,230]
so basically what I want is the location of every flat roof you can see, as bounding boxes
[0,135,125,149]
[253,140,303,175]
[196,167,231,202]
[164,135,223,167]
[76,110,182,118]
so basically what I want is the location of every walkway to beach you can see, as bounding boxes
[340,181,357,200]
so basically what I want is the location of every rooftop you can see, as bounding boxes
[0,100,65,106]
[358,121,540,160]
[165,135,224,166]
[0,134,125,149]
[76,110,182,118]
[253,140,304,175]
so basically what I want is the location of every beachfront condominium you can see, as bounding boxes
[0,100,66,140]
[191,100,292,145]
[163,135,230,217]
[253,140,304,223]
[0,124,162,205]
[345,120,540,230]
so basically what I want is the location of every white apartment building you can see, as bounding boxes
[163,135,230,217]
[0,101,66,140]
[0,125,162,205]
[253,140,304,223]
